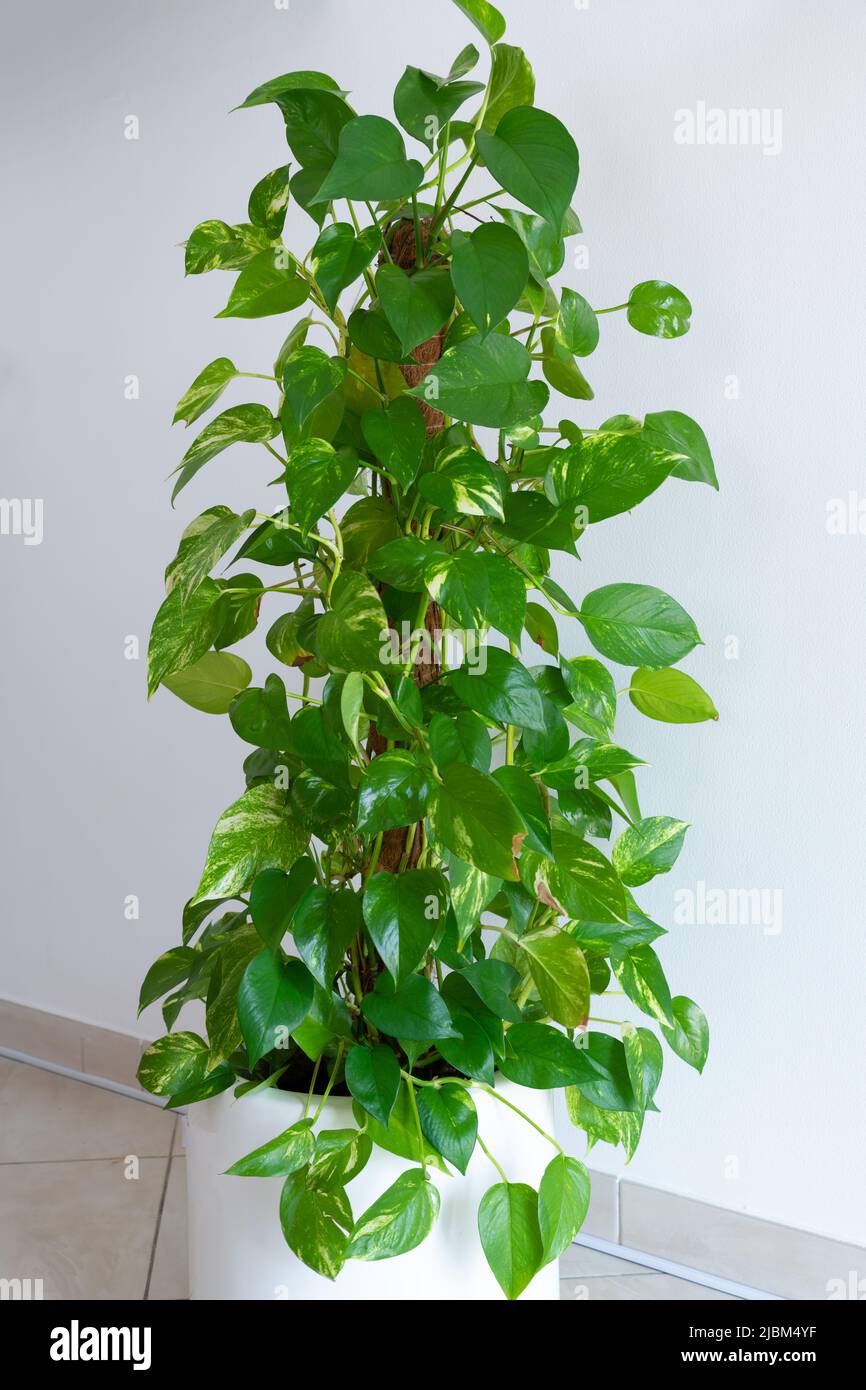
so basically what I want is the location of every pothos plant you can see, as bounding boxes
[137,0,717,1299]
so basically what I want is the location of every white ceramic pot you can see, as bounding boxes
[185,1079,560,1301]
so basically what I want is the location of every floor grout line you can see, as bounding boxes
[142,1120,177,1302]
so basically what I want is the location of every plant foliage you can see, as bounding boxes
[138,0,716,1297]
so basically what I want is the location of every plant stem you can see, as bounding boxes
[405,1076,427,1175]
[312,1043,345,1123]
[477,1084,563,1153]
[477,1134,507,1183]
[303,1056,323,1117]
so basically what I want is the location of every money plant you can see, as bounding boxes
[138,0,718,1300]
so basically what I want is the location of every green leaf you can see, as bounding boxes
[170,404,276,503]
[498,1022,597,1089]
[292,886,362,989]
[555,288,599,357]
[482,44,535,132]
[310,222,379,315]
[642,410,718,489]
[522,825,628,924]
[163,650,252,714]
[266,599,316,667]
[147,578,223,697]
[424,550,525,643]
[545,433,677,523]
[428,710,492,774]
[166,508,254,606]
[417,1085,477,1173]
[476,107,578,229]
[450,0,506,46]
[499,207,565,280]
[498,490,578,554]
[361,973,455,1041]
[612,944,674,1026]
[448,646,546,731]
[204,926,263,1067]
[478,1182,543,1300]
[539,327,594,400]
[407,334,548,429]
[454,959,521,1022]
[311,1126,373,1186]
[275,316,313,379]
[524,601,558,656]
[627,280,692,338]
[226,1119,315,1178]
[192,783,308,904]
[449,224,529,336]
[345,1044,401,1128]
[438,1009,495,1083]
[237,68,346,109]
[559,655,616,739]
[248,165,290,238]
[137,1032,209,1097]
[578,583,702,668]
[234,512,316,568]
[491,765,551,857]
[538,1154,591,1264]
[184,220,270,275]
[229,673,294,748]
[280,1168,353,1281]
[316,571,387,673]
[629,666,718,724]
[393,66,483,150]
[353,1082,448,1170]
[622,1023,663,1112]
[282,347,347,429]
[342,497,401,568]
[250,859,317,952]
[377,265,455,357]
[574,1032,639,1112]
[237,950,315,1068]
[138,949,197,1016]
[314,116,424,203]
[347,308,408,363]
[217,249,309,319]
[285,439,358,534]
[363,868,446,982]
[173,358,238,426]
[613,816,689,887]
[418,449,505,521]
[565,1086,641,1157]
[361,398,426,490]
[347,1169,440,1261]
[428,762,525,881]
[519,928,590,1028]
[661,996,709,1072]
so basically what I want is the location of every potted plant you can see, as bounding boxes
[138,0,717,1301]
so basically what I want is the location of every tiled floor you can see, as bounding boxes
[0,1058,737,1301]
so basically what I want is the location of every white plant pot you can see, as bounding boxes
[185,1079,560,1301]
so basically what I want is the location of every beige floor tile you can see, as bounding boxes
[560,1242,655,1278]
[0,1060,175,1163]
[561,1273,738,1301]
[148,1157,189,1300]
[0,1156,168,1300]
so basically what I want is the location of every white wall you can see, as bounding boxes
[2,0,864,1245]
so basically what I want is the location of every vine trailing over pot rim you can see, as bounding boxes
[138,0,718,1299]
